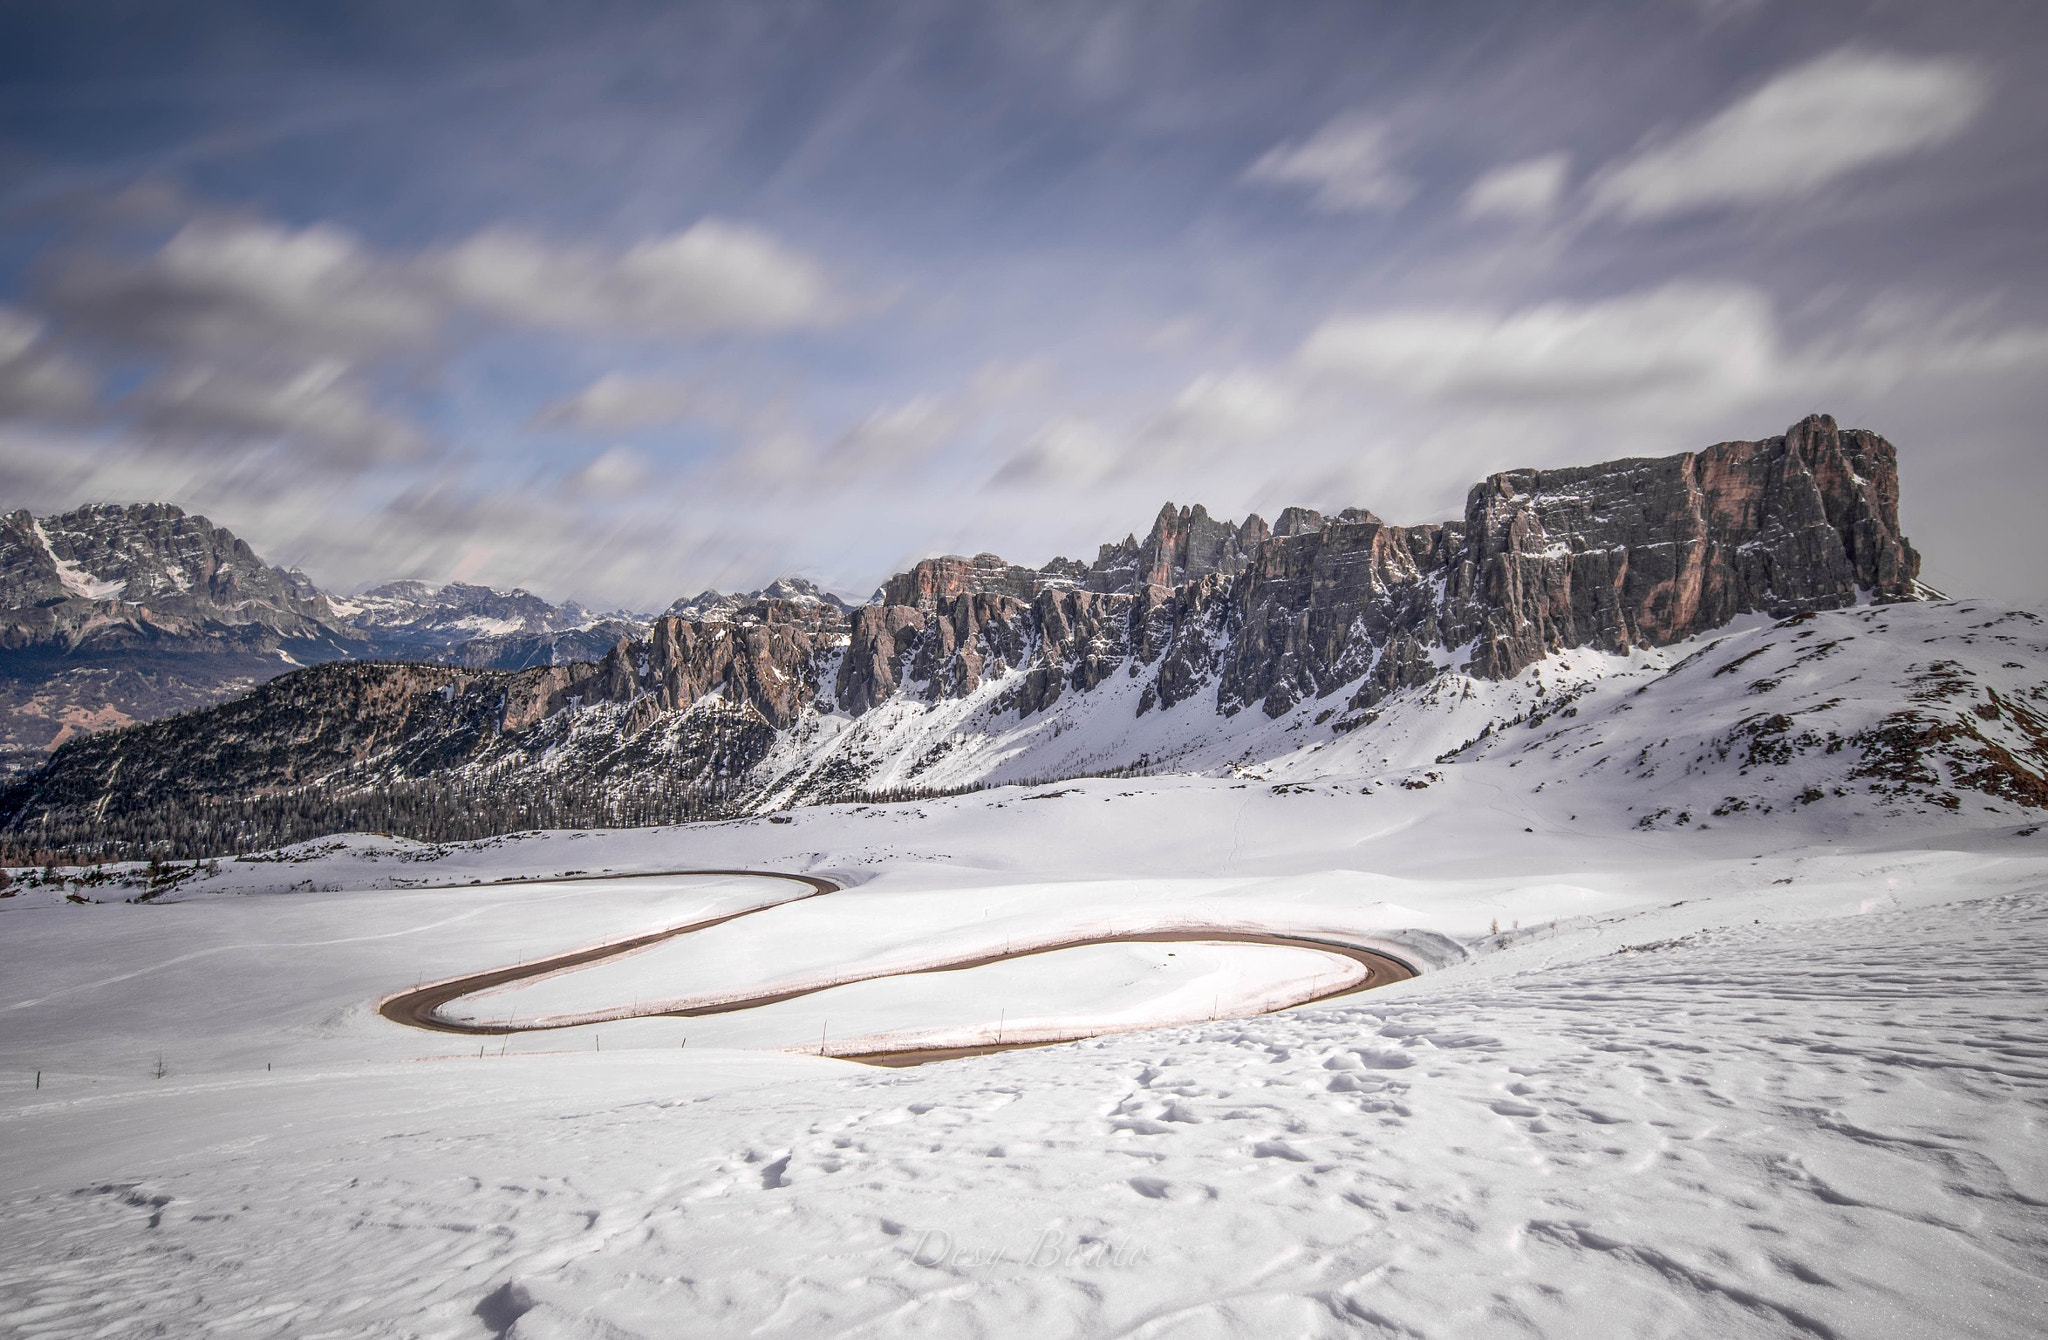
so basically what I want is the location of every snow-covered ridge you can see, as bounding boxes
[664,575,855,622]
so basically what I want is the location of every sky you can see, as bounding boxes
[0,0,2043,611]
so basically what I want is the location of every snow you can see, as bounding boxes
[31,518,127,602]
[2,597,2045,1335]
[448,615,530,636]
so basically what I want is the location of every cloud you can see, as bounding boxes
[1587,49,1988,222]
[132,360,426,461]
[1297,283,1780,403]
[18,207,852,486]
[0,306,96,418]
[989,416,1120,488]
[533,373,706,432]
[568,445,653,493]
[1148,369,1305,445]
[1243,113,1413,212]
[823,395,959,473]
[435,220,843,335]
[48,219,439,365]
[1463,153,1570,221]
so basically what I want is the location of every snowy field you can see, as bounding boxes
[4,797,2046,1336]
[3,598,2047,1337]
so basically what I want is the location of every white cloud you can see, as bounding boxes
[1151,369,1305,443]
[1463,153,1570,221]
[24,209,849,477]
[436,220,842,335]
[824,396,960,472]
[990,417,1120,488]
[1587,48,1988,221]
[133,361,426,461]
[533,373,704,432]
[1297,283,1780,403]
[568,445,653,493]
[1243,113,1414,212]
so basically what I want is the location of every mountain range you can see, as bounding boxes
[4,413,2044,859]
[0,505,876,777]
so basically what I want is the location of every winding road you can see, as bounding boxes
[377,868,1416,1066]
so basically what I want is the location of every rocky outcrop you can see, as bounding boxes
[1198,414,1921,716]
[878,553,1068,613]
[1084,503,1270,593]
[1219,518,1460,716]
[505,599,847,731]
[1452,414,1919,680]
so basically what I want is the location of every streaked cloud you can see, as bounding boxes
[1297,283,1779,403]
[533,373,706,432]
[1243,113,1413,212]
[436,220,844,336]
[47,219,439,365]
[823,396,960,473]
[0,307,96,419]
[1463,154,1571,221]
[568,445,654,493]
[1587,49,1988,221]
[132,361,426,462]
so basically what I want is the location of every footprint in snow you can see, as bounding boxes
[1113,1118,1175,1136]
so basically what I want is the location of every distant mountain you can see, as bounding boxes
[0,502,351,654]
[0,504,665,772]
[331,580,653,670]
[664,576,854,623]
[12,413,2029,862]
[0,503,365,776]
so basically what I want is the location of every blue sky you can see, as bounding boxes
[1,0,2044,609]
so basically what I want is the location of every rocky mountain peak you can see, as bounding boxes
[665,576,853,623]
[0,502,339,652]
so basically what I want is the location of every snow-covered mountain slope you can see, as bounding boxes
[0,503,364,776]
[6,594,2043,862]
[628,596,2048,842]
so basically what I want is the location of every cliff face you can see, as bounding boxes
[1,415,1932,854]
[0,503,344,653]
[838,414,1921,723]
[1454,415,1919,680]
[1093,502,1270,593]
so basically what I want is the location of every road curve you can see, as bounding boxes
[377,868,1416,1066]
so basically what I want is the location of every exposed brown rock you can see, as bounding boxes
[879,554,1051,613]
[1454,414,1921,679]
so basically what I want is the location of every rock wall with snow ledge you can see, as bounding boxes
[5,414,2000,860]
